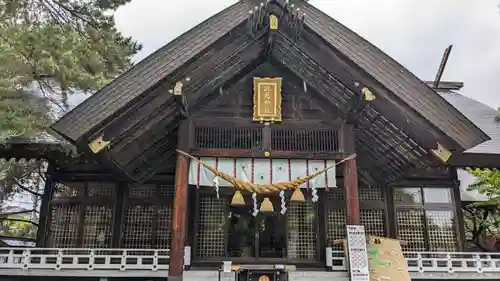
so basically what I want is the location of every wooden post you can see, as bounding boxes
[36,164,54,246]
[169,121,190,280]
[344,157,360,224]
[343,124,360,225]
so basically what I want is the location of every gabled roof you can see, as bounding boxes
[291,0,488,150]
[51,0,255,143]
[439,90,500,155]
[48,0,490,182]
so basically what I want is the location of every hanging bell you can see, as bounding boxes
[260,197,274,213]
[290,188,306,202]
[231,190,246,206]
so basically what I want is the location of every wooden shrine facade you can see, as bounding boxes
[7,0,495,280]
[36,154,462,255]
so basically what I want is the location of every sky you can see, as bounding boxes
[99,0,500,111]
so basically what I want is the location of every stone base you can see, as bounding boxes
[168,276,184,281]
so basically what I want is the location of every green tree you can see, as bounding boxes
[0,0,141,240]
[0,215,38,240]
[464,168,500,251]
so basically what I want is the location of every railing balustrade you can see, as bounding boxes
[326,248,500,275]
[0,248,172,271]
[1,246,499,279]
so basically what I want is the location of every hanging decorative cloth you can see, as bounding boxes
[311,179,319,202]
[279,190,287,214]
[252,192,259,217]
[213,176,220,199]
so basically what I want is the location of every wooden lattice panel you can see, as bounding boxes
[326,209,346,250]
[194,126,262,149]
[327,188,344,201]
[195,195,227,257]
[123,205,155,248]
[287,201,317,259]
[52,182,82,198]
[86,182,115,197]
[394,188,422,205]
[128,183,156,198]
[156,206,173,248]
[360,209,386,237]
[396,210,426,251]
[271,128,340,152]
[426,210,457,251]
[82,205,113,247]
[358,186,383,201]
[47,205,81,248]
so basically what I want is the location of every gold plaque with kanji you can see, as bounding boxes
[252,77,282,122]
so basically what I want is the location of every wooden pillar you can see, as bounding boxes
[36,164,54,247]
[344,158,360,224]
[169,121,190,280]
[343,124,360,225]
[451,168,466,251]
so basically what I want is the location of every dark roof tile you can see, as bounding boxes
[51,1,253,142]
[294,1,488,150]
[439,89,500,154]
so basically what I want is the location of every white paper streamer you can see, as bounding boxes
[311,179,319,202]
[279,190,287,214]
[252,192,259,216]
[213,176,220,199]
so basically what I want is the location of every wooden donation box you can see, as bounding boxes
[367,236,411,281]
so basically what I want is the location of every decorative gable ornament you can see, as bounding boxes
[253,77,283,123]
[431,142,451,163]
[88,135,110,154]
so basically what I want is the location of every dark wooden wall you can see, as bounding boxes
[37,61,463,263]
[193,62,331,121]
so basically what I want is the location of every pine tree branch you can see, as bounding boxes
[12,178,43,197]
[0,217,39,227]
[0,209,36,218]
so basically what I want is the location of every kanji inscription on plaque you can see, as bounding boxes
[253,77,282,122]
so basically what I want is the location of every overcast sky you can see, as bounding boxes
[110,0,500,109]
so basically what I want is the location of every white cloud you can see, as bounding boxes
[113,0,500,109]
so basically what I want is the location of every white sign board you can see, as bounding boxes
[223,261,232,273]
[346,225,370,281]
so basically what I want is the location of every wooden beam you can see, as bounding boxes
[276,29,459,151]
[190,148,347,160]
[344,125,360,224]
[35,165,54,247]
[168,121,190,279]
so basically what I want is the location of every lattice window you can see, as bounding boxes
[195,195,227,257]
[287,201,317,259]
[159,184,175,198]
[156,206,173,248]
[82,205,113,247]
[326,188,344,201]
[394,188,422,205]
[123,205,155,248]
[359,185,386,237]
[359,186,383,201]
[194,126,262,149]
[87,182,115,197]
[361,209,385,237]
[427,210,456,251]
[122,184,174,249]
[396,210,426,251]
[129,183,156,198]
[393,187,458,252]
[53,182,82,198]
[47,205,81,248]
[271,128,340,152]
[326,209,346,250]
